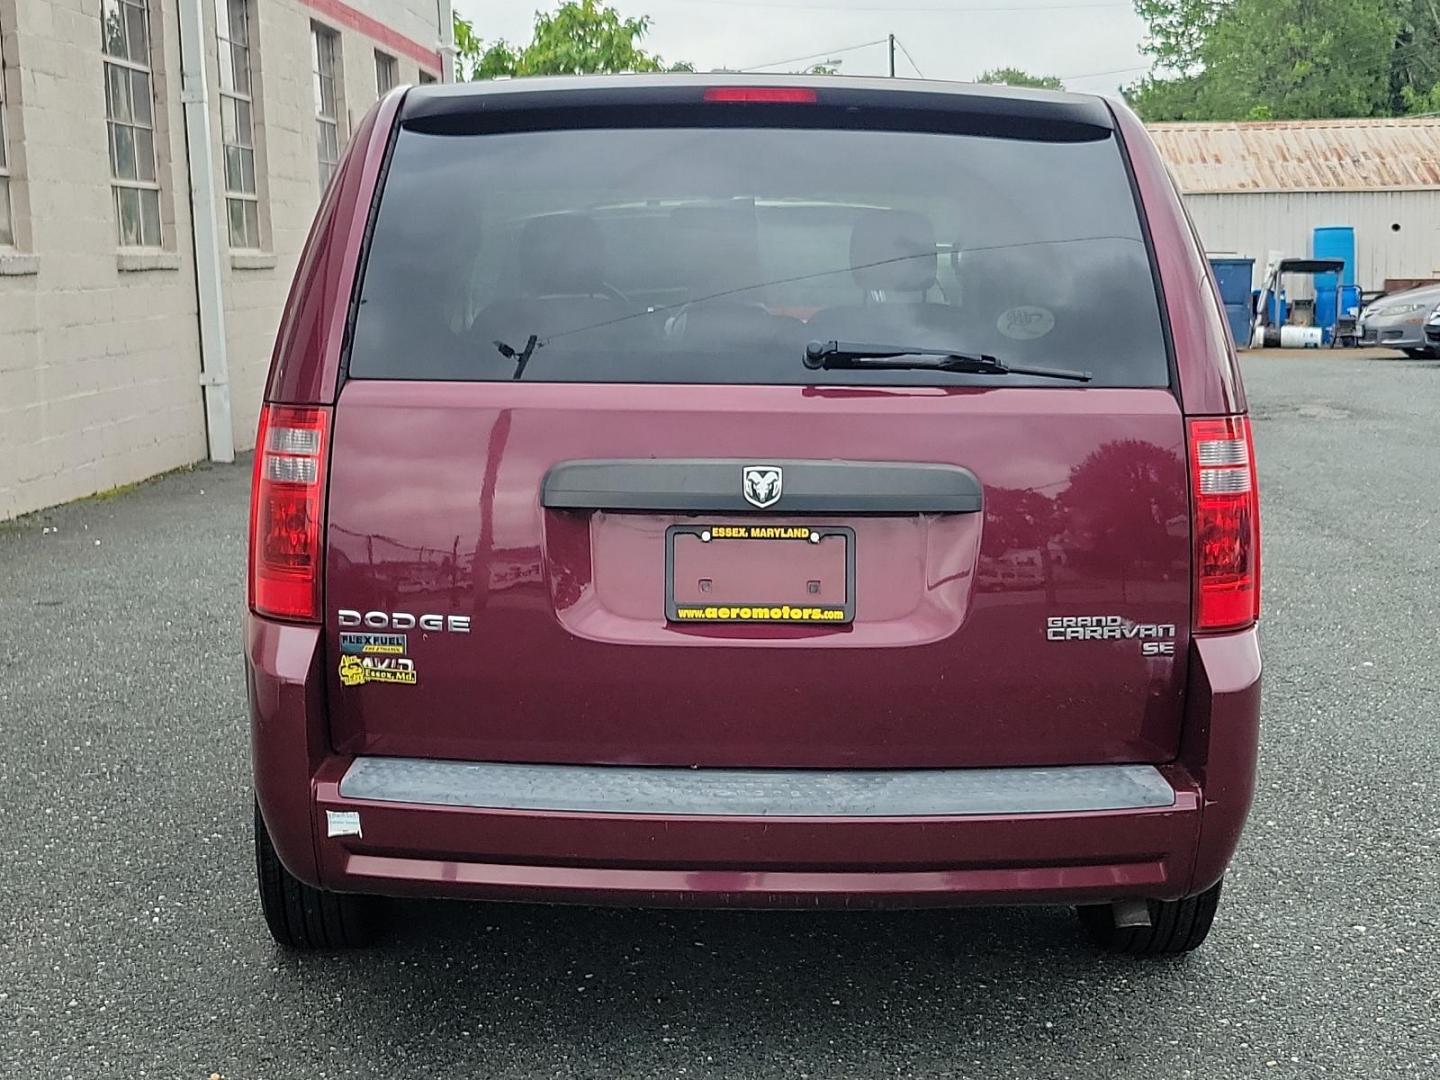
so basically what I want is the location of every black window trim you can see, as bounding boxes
[1106,100,1181,400]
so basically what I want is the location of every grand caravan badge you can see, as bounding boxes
[339,654,418,686]
[1047,615,1177,657]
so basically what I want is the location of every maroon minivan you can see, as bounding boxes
[247,76,1261,956]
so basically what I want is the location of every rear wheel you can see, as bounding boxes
[1077,879,1223,956]
[254,801,382,949]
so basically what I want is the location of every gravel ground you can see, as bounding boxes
[3,352,1437,1079]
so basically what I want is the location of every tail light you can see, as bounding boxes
[703,87,818,103]
[249,405,330,621]
[1189,416,1260,632]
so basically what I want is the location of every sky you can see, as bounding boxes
[449,0,1153,96]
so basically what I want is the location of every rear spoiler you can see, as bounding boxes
[399,76,1116,143]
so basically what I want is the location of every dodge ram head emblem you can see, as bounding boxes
[742,465,783,509]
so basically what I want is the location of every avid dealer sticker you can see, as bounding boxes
[338,654,418,686]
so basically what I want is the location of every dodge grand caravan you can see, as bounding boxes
[247,76,1261,956]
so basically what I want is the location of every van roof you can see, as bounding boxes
[400,73,1117,136]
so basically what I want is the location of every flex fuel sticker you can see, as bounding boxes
[340,632,407,655]
[338,654,417,687]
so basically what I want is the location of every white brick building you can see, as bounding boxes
[0,0,453,518]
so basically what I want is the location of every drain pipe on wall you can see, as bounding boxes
[437,0,457,81]
[176,0,235,464]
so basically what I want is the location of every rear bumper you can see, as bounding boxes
[247,617,1260,908]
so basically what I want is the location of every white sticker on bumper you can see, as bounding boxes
[326,810,363,838]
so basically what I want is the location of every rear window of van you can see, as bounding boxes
[348,123,1169,387]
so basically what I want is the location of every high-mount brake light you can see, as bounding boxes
[249,405,330,622]
[703,87,819,103]
[1189,416,1260,632]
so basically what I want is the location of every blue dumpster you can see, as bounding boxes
[1209,257,1255,346]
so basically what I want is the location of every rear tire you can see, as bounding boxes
[254,801,382,949]
[1077,879,1223,956]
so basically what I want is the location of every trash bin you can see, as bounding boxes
[1208,257,1255,346]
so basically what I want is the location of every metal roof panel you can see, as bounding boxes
[1147,117,1440,193]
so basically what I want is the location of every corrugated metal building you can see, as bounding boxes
[1149,117,1440,293]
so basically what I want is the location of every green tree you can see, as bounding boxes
[1124,0,1229,116]
[1391,0,1440,113]
[1125,74,1207,120]
[976,67,1065,90]
[1404,80,1440,112]
[1195,0,1399,119]
[1128,0,1432,120]
[454,1,689,81]
[1133,0,1232,75]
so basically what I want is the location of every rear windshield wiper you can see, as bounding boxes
[494,334,542,380]
[804,340,1093,383]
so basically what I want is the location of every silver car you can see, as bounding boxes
[1358,284,1440,357]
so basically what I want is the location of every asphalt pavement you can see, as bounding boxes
[3,352,1437,1079]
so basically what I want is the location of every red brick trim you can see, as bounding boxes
[300,0,444,76]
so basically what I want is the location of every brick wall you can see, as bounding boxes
[0,0,446,519]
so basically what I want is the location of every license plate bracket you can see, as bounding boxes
[665,524,855,624]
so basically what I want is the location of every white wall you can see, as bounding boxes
[0,0,447,519]
[219,0,448,457]
[0,0,208,520]
[1184,190,1440,294]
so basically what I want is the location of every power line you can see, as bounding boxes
[894,37,926,78]
[739,37,889,72]
[1058,63,1149,81]
[738,30,1145,83]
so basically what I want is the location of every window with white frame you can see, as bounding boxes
[311,24,341,189]
[418,70,436,85]
[102,0,162,247]
[0,26,13,246]
[217,0,259,248]
[374,50,397,96]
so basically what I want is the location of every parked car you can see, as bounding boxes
[1358,283,1440,357]
[247,76,1261,957]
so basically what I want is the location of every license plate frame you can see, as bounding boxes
[665,524,856,625]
